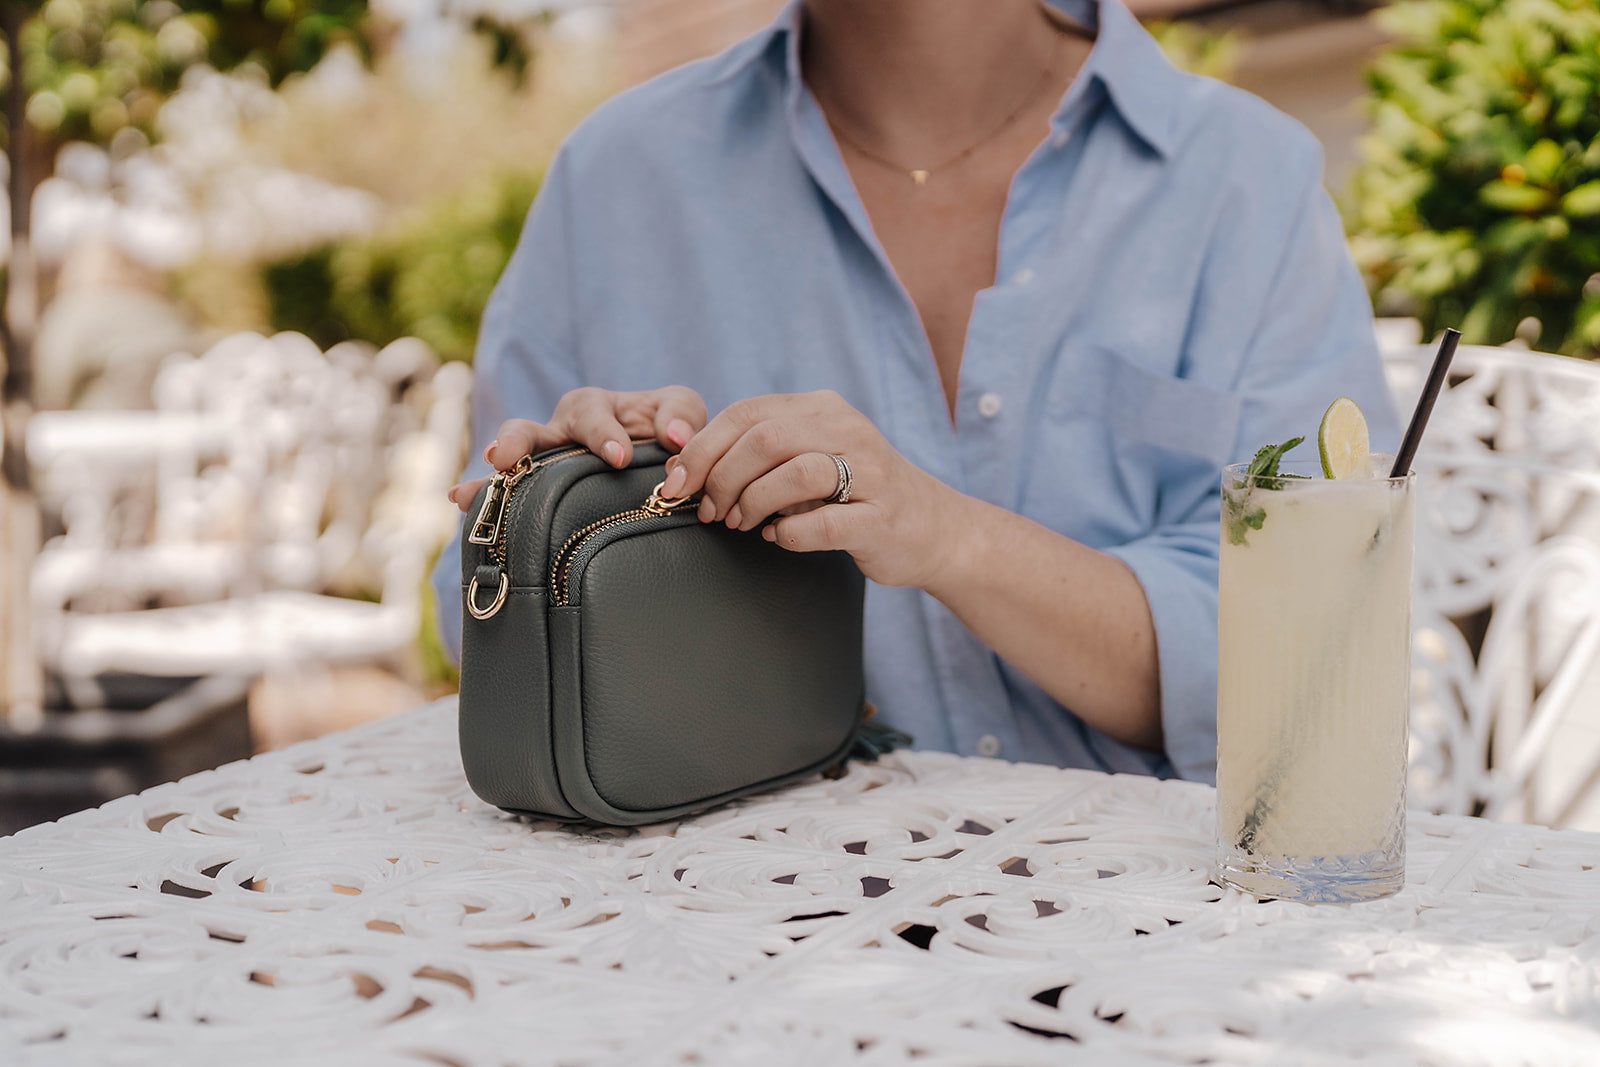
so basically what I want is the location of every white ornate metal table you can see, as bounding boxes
[3,698,1599,1066]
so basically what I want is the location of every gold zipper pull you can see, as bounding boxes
[643,480,696,516]
[502,452,538,489]
[467,473,509,545]
[466,455,535,546]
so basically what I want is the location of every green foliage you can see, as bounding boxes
[1225,436,1305,545]
[1247,437,1307,487]
[11,0,371,146]
[9,0,548,148]
[1223,490,1266,547]
[1347,0,1600,356]
[469,14,541,89]
[263,170,541,363]
[1147,20,1243,83]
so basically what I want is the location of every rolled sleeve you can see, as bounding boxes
[1105,525,1221,784]
[429,151,584,664]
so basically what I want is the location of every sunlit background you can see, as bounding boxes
[2,0,1599,834]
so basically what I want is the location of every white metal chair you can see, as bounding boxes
[1384,335,1600,828]
[33,333,471,696]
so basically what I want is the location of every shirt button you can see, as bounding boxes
[1012,267,1036,286]
[977,735,1002,757]
[977,392,1003,419]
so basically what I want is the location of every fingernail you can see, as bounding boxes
[663,466,686,498]
[762,525,777,542]
[602,440,623,466]
[667,419,693,447]
[483,442,496,465]
[726,505,742,529]
[446,486,459,504]
[698,498,716,523]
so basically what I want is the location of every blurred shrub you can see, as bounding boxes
[17,0,371,144]
[1347,0,1600,356]
[1148,20,1243,82]
[263,170,540,363]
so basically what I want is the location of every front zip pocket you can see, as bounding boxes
[549,471,700,606]
[551,508,700,607]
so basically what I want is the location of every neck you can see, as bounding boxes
[801,0,1077,158]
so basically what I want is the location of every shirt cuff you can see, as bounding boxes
[1103,539,1218,785]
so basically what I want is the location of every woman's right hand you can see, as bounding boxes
[447,386,708,512]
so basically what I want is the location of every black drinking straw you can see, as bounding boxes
[1389,328,1461,478]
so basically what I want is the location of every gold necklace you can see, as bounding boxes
[822,28,1069,187]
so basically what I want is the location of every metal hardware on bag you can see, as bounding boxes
[643,480,694,515]
[467,454,536,547]
[469,446,701,616]
[466,473,509,545]
[474,447,590,568]
[469,439,660,564]
[466,572,510,620]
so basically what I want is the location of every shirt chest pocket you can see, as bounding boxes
[1029,344,1243,544]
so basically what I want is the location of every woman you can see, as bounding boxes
[435,0,1398,784]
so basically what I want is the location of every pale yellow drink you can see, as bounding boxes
[1215,455,1413,902]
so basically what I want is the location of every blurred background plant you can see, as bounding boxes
[12,0,369,154]
[173,9,604,352]
[1347,0,1600,357]
[1148,18,1244,82]
[261,171,539,364]
[1,0,375,410]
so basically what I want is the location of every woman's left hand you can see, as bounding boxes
[658,390,966,589]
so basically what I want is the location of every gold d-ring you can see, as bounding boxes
[467,572,509,620]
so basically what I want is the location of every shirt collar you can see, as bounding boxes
[706,0,1185,158]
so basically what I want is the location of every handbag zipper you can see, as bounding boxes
[464,444,590,620]
[550,483,699,607]
[466,446,691,620]
[467,446,590,566]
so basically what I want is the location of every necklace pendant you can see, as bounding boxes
[910,169,930,187]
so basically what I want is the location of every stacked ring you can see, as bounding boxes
[826,453,853,504]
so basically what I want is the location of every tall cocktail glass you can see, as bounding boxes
[1214,456,1414,903]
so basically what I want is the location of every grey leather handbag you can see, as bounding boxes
[457,441,877,825]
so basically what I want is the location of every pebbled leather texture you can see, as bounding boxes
[457,586,579,819]
[459,443,866,825]
[569,521,864,819]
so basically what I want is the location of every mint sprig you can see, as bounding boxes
[1246,436,1306,490]
[1225,436,1305,546]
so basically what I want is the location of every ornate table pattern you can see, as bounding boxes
[3,698,1599,1066]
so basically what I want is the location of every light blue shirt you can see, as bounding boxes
[431,0,1399,783]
